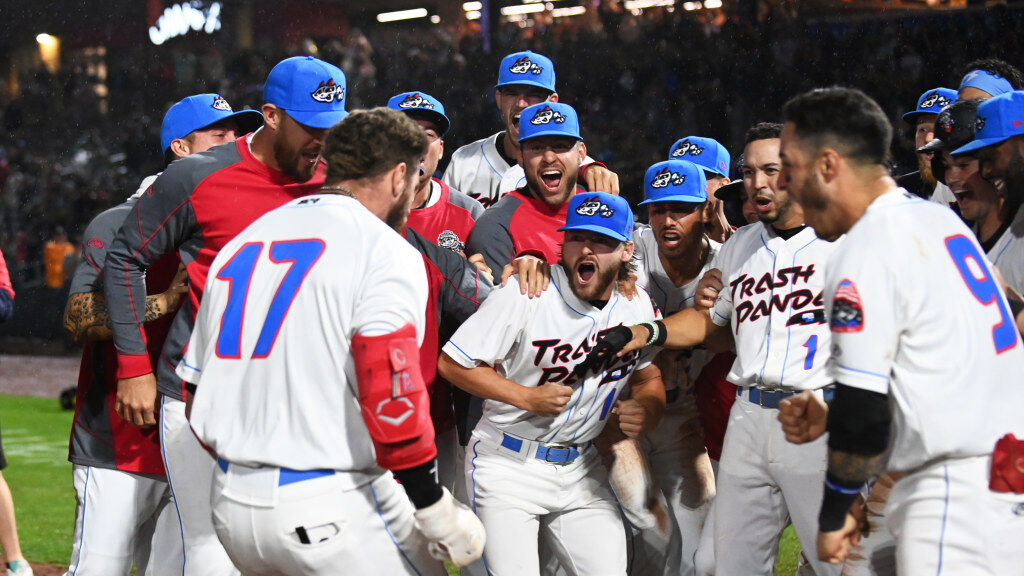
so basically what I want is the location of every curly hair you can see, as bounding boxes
[323,107,428,183]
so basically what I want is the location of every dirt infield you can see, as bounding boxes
[0,355,79,398]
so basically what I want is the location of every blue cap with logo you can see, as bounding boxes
[263,56,348,130]
[902,88,957,123]
[518,102,581,143]
[640,160,708,205]
[668,136,731,178]
[559,192,634,242]
[496,50,556,93]
[386,91,451,136]
[160,93,264,153]
[952,91,1024,156]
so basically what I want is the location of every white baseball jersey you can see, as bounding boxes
[984,203,1024,297]
[442,265,660,444]
[496,154,597,197]
[710,222,840,390]
[929,180,956,207]
[633,224,721,382]
[825,189,1024,472]
[177,194,428,472]
[442,132,511,209]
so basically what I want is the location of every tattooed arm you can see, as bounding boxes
[64,265,188,343]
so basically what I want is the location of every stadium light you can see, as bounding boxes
[624,0,676,8]
[704,0,722,7]
[36,33,57,46]
[683,1,701,10]
[376,8,429,22]
[551,6,586,17]
[501,3,545,15]
[463,1,482,10]
[466,10,482,19]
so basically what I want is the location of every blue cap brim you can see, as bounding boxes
[286,108,349,130]
[639,194,707,205]
[400,109,451,137]
[951,135,1011,156]
[224,110,265,134]
[495,80,556,92]
[557,223,630,242]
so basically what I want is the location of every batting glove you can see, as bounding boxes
[414,488,486,567]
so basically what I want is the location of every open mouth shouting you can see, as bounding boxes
[540,168,563,193]
[659,229,682,250]
[753,193,774,214]
[575,260,597,286]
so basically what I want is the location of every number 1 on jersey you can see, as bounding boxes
[215,239,326,359]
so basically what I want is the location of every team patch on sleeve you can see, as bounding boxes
[830,278,864,333]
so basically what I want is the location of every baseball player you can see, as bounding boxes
[0,247,30,576]
[778,86,1024,575]
[439,192,666,576]
[956,58,1023,100]
[443,50,617,207]
[952,91,1024,300]
[895,87,957,203]
[668,136,733,243]
[629,159,719,576]
[61,94,260,576]
[387,91,485,254]
[177,108,484,575]
[103,57,346,576]
[578,122,843,576]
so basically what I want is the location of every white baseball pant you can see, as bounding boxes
[466,431,626,576]
[210,462,443,576]
[886,455,1024,575]
[160,397,239,576]
[64,464,182,576]
[713,391,840,576]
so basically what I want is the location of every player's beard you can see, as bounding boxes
[386,178,416,232]
[1003,150,1024,205]
[918,153,937,188]
[274,137,319,183]
[562,256,619,301]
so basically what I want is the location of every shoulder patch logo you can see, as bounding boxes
[576,196,615,218]
[437,230,464,252]
[530,105,566,125]
[211,95,232,111]
[920,91,951,110]
[399,93,433,109]
[509,56,543,75]
[311,79,345,103]
[650,167,687,188]
[831,278,864,333]
[86,237,104,249]
[671,140,704,157]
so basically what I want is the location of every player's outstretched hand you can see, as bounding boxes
[583,164,620,196]
[694,268,723,311]
[573,325,648,380]
[613,399,648,438]
[115,373,159,428]
[414,488,486,567]
[521,383,573,417]
[777,390,828,444]
[467,253,494,284]
[817,512,861,565]
[501,255,550,298]
[159,264,190,311]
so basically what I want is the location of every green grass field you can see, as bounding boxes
[1,394,801,573]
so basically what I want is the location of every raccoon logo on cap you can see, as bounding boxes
[509,56,544,75]
[399,93,433,110]
[531,106,566,125]
[672,140,704,157]
[920,92,952,110]
[311,79,345,103]
[576,197,615,218]
[976,116,987,132]
[211,96,232,111]
[650,167,687,189]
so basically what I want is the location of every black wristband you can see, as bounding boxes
[1009,297,1024,319]
[651,320,667,346]
[393,459,443,509]
[818,473,863,532]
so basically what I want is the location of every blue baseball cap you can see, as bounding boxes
[559,192,634,242]
[952,91,1024,156]
[518,102,581,143]
[386,91,451,137]
[263,56,348,130]
[160,93,263,153]
[640,160,708,205]
[496,51,556,93]
[902,88,957,123]
[668,136,731,178]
